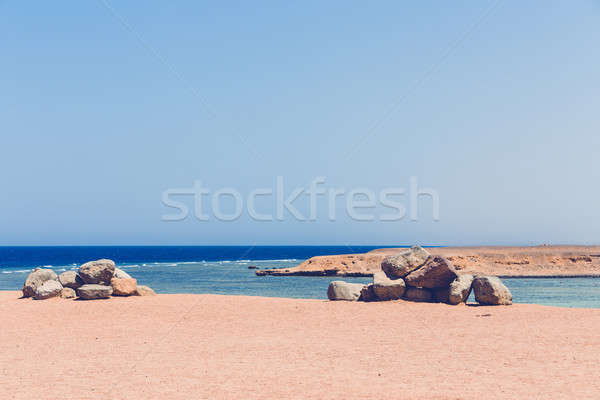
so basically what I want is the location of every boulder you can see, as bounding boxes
[33,280,63,300]
[135,285,156,297]
[402,287,433,303]
[22,268,58,298]
[58,270,84,289]
[433,287,450,303]
[372,271,405,301]
[111,278,137,296]
[77,284,113,300]
[359,284,377,302]
[78,259,115,284]
[60,287,77,299]
[404,256,458,289]
[381,245,430,279]
[472,276,512,305]
[113,268,132,279]
[448,274,474,305]
[327,281,365,301]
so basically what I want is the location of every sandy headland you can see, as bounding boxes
[2,291,599,399]
[256,245,600,277]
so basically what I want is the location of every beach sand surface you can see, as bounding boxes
[1,291,599,399]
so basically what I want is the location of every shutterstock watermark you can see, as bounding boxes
[161,176,439,222]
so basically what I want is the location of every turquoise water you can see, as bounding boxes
[2,257,600,307]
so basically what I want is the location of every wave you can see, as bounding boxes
[1,269,33,274]
[115,259,300,269]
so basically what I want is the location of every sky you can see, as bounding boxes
[1,1,599,246]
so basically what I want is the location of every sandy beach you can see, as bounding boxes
[2,291,599,399]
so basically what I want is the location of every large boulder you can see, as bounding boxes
[111,278,137,296]
[58,270,84,289]
[135,285,156,297]
[77,284,113,300]
[472,276,512,305]
[327,281,365,301]
[78,259,115,284]
[381,246,430,279]
[404,256,458,289]
[33,280,63,300]
[60,287,77,299]
[22,268,58,298]
[402,287,433,302]
[448,274,474,305]
[113,268,132,279]
[372,271,405,301]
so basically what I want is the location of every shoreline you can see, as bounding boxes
[4,290,599,309]
[2,291,599,399]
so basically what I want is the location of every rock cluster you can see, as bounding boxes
[21,259,156,300]
[327,246,513,305]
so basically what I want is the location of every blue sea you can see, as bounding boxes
[1,246,599,308]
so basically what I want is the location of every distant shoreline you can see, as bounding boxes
[256,245,600,277]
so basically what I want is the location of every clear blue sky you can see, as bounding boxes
[1,1,599,245]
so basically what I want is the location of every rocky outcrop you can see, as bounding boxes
[381,246,430,279]
[111,278,137,296]
[77,284,113,300]
[33,280,63,300]
[371,271,405,300]
[135,285,156,297]
[404,256,458,288]
[472,276,513,305]
[22,268,58,298]
[327,281,365,301]
[58,271,83,289]
[78,259,115,285]
[448,274,474,305]
[21,259,156,301]
[326,246,512,306]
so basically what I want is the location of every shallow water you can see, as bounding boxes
[1,246,599,307]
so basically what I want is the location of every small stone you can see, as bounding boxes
[135,285,156,296]
[77,284,113,300]
[78,259,115,284]
[359,284,377,302]
[448,274,474,305]
[402,287,433,302]
[58,270,84,289]
[327,281,364,301]
[33,280,63,300]
[111,278,138,296]
[472,276,512,305]
[22,268,58,298]
[372,271,405,300]
[60,287,77,299]
[381,246,430,279]
[404,256,458,289]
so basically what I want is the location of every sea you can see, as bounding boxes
[1,246,599,308]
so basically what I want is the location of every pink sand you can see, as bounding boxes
[1,291,599,399]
